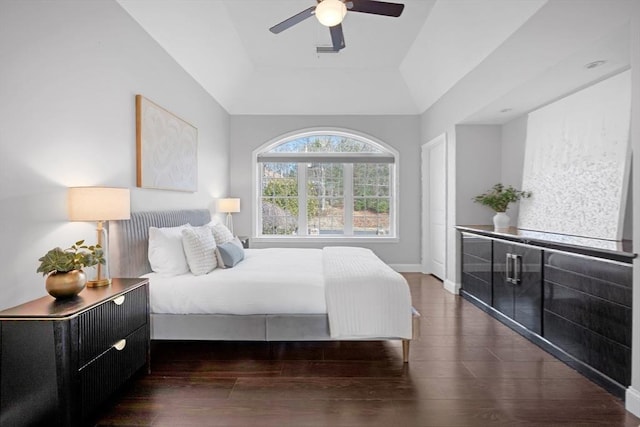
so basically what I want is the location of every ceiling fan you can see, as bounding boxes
[269,0,405,52]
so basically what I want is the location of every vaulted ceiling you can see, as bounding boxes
[116,0,631,121]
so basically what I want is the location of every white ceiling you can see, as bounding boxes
[116,0,631,120]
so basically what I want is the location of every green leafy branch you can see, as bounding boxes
[37,240,105,276]
[473,183,532,213]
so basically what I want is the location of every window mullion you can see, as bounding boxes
[298,163,308,236]
[257,163,264,236]
[390,164,396,236]
[344,163,353,235]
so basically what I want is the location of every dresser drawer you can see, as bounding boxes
[78,284,148,367]
[79,325,148,419]
[461,234,492,261]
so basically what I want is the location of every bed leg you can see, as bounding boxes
[402,339,410,363]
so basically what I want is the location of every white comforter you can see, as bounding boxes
[143,248,326,315]
[143,246,412,339]
[324,247,413,339]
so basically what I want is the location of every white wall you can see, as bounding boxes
[229,115,421,267]
[501,116,528,187]
[501,115,528,222]
[0,1,229,309]
[625,0,640,415]
[432,124,501,292]
[455,125,502,226]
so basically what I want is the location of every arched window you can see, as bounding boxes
[254,130,397,239]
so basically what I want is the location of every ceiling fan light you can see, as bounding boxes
[315,0,347,27]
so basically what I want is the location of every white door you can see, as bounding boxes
[421,134,447,280]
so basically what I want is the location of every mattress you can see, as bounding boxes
[142,248,326,315]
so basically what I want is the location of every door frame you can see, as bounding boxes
[421,133,447,277]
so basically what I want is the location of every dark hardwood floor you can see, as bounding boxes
[92,273,640,426]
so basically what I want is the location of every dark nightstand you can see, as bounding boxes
[238,236,250,248]
[0,278,150,426]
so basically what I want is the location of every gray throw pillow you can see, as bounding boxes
[216,240,245,268]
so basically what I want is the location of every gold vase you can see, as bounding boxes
[45,270,87,299]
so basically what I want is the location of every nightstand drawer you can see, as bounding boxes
[79,325,148,419]
[78,285,148,367]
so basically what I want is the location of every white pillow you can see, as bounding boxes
[211,222,234,245]
[205,217,221,226]
[148,224,190,276]
[181,226,217,275]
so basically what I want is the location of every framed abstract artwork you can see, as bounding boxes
[136,95,198,192]
[517,71,631,240]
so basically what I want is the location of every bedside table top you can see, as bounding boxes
[0,278,149,319]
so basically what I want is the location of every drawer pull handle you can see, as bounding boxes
[113,339,127,351]
[113,295,126,305]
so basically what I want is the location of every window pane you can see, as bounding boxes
[353,163,391,236]
[306,163,344,235]
[268,136,384,154]
[261,163,298,235]
[258,133,396,239]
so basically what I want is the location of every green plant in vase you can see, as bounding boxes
[37,240,105,298]
[473,183,531,229]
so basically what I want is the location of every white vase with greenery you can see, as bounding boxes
[492,212,510,229]
[473,183,532,230]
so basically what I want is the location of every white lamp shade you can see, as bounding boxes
[68,187,131,221]
[315,0,347,27]
[216,198,240,213]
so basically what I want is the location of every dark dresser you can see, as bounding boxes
[0,278,150,426]
[458,226,635,399]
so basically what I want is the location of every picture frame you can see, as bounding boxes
[136,95,198,192]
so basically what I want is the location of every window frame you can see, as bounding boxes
[252,128,399,243]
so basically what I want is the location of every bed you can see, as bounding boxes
[109,209,419,362]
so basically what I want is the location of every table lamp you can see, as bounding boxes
[68,187,131,287]
[216,198,240,234]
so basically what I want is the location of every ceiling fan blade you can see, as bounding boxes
[346,0,404,17]
[329,24,346,51]
[269,6,316,34]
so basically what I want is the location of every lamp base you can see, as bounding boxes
[87,278,110,288]
[226,212,234,235]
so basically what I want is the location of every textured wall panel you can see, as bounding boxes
[518,71,631,240]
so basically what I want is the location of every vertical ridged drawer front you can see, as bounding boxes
[79,325,148,419]
[78,285,148,367]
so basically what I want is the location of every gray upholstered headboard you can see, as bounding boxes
[109,209,211,278]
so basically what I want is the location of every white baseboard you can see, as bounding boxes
[390,264,422,273]
[444,279,460,295]
[626,386,640,416]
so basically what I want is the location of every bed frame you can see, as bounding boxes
[109,209,419,362]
